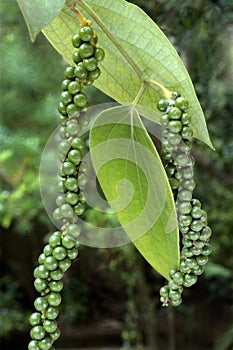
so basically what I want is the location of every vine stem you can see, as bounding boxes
[71,4,91,27]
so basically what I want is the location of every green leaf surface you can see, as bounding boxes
[16,0,66,41]
[90,105,179,279]
[42,0,213,148]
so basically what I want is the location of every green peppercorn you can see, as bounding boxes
[168,107,182,119]
[58,101,68,116]
[181,113,191,125]
[169,289,181,301]
[72,51,82,64]
[44,306,59,320]
[74,93,88,107]
[157,99,169,112]
[170,298,182,307]
[74,202,86,215]
[29,312,42,326]
[64,66,75,79]
[168,280,180,290]
[58,140,70,155]
[34,296,48,312]
[60,91,73,106]
[196,255,208,266]
[71,33,82,48]
[28,340,40,350]
[78,172,88,188]
[34,278,47,292]
[191,220,204,232]
[83,57,98,71]
[180,260,190,273]
[49,280,63,293]
[38,253,46,265]
[79,113,91,126]
[37,337,53,350]
[160,285,169,298]
[60,203,74,219]
[58,258,71,272]
[80,191,88,203]
[62,236,75,249]
[50,327,60,341]
[178,202,192,215]
[65,192,79,206]
[62,161,76,176]
[183,274,197,287]
[66,120,81,136]
[191,246,202,255]
[167,132,182,146]
[67,247,79,259]
[173,271,184,285]
[181,126,193,140]
[43,319,58,333]
[168,120,183,133]
[175,154,192,167]
[64,177,79,192]
[188,231,200,241]
[94,47,105,61]
[52,246,67,261]
[65,223,81,239]
[182,179,196,191]
[34,265,49,279]
[181,247,193,257]
[66,103,80,117]
[175,96,189,110]
[74,65,88,79]
[68,81,81,95]
[88,67,101,80]
[49,232,62,248]
[30,325,45,340]
[169,177,179,190]
[180,166,194,179]
[47,292,62,307]
[78,43,94,58]
[202,244,212,256]
[200,226,212,241]
[71,137,85,149]
[79,26,94,41]
[53,207,63,221]
[178,190,192,202]
[50,268,64,281]
[44,256,58,271]
[192,265,204,276]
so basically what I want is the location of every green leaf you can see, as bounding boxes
[90,105,179,280]
[16,0,66,41]
[42,0,213,148]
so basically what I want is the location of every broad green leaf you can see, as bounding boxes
[16,0,66,41]
[90,105,179,280]
[42,0,213,148]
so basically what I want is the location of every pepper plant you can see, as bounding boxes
[16,1,213,349]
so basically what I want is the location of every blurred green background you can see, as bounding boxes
[0,0,233,349]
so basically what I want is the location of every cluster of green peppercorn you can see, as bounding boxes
[28,23,105,350]
[157,92,212,307]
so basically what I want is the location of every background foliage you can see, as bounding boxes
[0,0,233,349]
